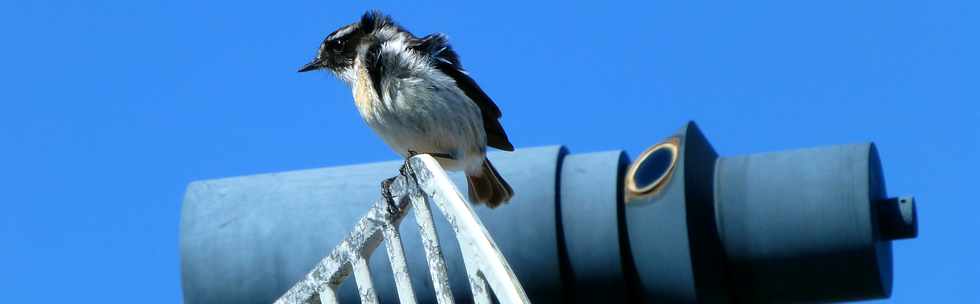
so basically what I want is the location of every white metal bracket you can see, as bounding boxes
[274,154,531,304]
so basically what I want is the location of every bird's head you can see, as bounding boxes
[298,11,400,78]
[297,22,363,75]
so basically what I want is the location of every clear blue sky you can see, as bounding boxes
[1,1,976,302]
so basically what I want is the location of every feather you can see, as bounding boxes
[412,35,514,151]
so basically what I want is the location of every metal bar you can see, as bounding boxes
[274,175,412,304]
[276,155,530,304]
[457,222,493,303]
[469,275,493,304]
[317,287,338,304]
[408,155,532,304]
[352,252,379,304]
[383,223,418,304]
[274,243,349,304]
[408,189,455,304]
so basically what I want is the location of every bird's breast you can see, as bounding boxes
[348,59,487,172]
[353,64,380,121]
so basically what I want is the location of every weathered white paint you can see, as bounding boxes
[274,154,530,304]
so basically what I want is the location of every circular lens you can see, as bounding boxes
[625,138,680,202]
[633,148,674,189]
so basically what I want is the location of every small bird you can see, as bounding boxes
[298,11,515,207]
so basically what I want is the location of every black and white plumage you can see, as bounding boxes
[299,11,514,207]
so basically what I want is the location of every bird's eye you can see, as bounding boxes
[327,40,342,50]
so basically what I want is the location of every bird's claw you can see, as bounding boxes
[401,150,421,178]
[388,150,455,213]
[381,177,399,215]
[399,159,414,178]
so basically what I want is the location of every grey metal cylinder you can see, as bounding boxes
[714,144,893,303]
[181,121,919,303]
[559,151,634,303]
[623,122,727,303]
[621,122,917,303]
[182,146,577,303]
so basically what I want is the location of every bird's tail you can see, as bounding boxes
[466,158,514,208]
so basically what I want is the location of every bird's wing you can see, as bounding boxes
[412,34,515,151]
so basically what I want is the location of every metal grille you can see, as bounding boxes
[274,155,531,304]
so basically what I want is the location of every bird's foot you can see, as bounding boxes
[398,153,416,180]
[397,150,453,197]
[381,177,399,216]
[401,150,453,178]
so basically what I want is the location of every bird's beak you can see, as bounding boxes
[297,60,322,73]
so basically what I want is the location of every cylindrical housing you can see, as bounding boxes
[559,151,633,303]
[182,146,626,304]
[714,143,892,302]
[620,122,914,303]
[181,121,918,303]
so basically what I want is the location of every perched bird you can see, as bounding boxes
[298,11,515,207]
